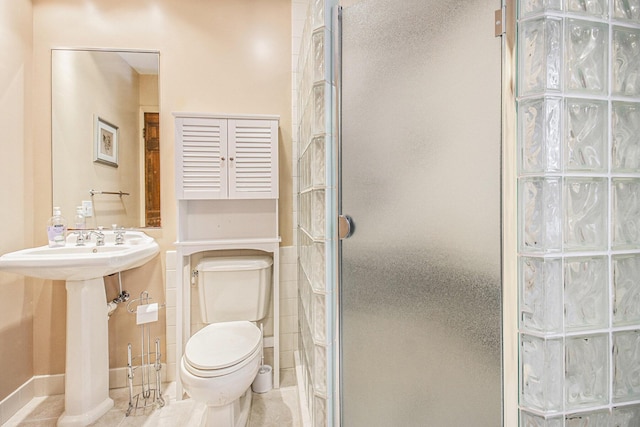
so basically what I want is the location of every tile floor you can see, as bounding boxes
[3,371,301,427]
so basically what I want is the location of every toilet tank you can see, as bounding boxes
[196,255,273,323]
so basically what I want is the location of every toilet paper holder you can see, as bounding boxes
[126,291,166,321]
[125,291,166,416]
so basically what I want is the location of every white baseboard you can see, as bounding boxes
[34,373,65,396]
[0,364,173,424]
[0,377,35,425]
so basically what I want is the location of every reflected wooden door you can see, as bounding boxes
[144,112,160,227]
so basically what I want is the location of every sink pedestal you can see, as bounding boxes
[57,278,114,426]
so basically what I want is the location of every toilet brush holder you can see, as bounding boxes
[252,365,273,393]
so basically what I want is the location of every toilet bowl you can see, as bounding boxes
[180,321,262,427]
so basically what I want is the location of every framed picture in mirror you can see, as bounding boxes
[95,116,118,167]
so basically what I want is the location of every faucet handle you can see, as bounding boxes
[75,230,86,246]
[115,228,126,245]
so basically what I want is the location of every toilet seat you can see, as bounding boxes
[184,321,262,378]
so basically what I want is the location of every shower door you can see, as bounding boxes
[339,0,503,425]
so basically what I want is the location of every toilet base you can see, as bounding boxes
[201,388,252,427]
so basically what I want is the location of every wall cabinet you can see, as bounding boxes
[175,114,279,200]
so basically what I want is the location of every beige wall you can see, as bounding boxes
[27,0,292,378]
[0,0,35,401]
[140,74,159,108]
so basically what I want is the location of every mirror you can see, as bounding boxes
[52,49,160,229]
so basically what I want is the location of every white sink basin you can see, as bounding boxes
[0,230,159,280]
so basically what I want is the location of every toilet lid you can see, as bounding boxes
[184,321,261,370]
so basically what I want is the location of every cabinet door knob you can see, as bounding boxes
[220,157,225,161]
[229,157,235,161]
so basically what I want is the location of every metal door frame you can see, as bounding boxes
[502,0,518,426]
[332,7,343,426]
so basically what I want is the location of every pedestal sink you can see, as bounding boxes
[0,230,159,426]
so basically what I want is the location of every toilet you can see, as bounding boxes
[180,255,273,427]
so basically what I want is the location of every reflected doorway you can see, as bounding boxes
[144,112,160,227]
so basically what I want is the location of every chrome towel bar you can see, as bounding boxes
[89,189,130,197]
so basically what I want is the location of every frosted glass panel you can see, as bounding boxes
[613,330,640,402]
[565,334,609,409]
[519,257,563,333]
[563,177,607,251]
[565,20,608,94]
[566,0,608,18]
[564,256,608,331]
[520,335,564,411]
[613,27,640,97]
[614,0,640,22]
[613,178,640,249]
[565,411,611,426]
[520,17,562,95]
[613,254,640,326]
[612,102,640,172]
[520,411,563,427]
[340,0,502,425]
[519,177,562,252]
[612,404,640,425]
[519,97,562,173]
[520,0,562,17]
[564,99,607,172]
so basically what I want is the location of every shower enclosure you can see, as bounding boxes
[338,0,504,425]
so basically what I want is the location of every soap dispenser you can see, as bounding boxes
[74,206,86,230]
[47,207,67,247]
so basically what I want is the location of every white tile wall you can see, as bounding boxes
[165,251,177,382]
[280,246,299,370]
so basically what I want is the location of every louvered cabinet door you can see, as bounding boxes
[176,117,228,199]
[227,119,278,199]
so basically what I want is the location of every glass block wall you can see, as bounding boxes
[517,0,640,424]
[296,0,338,425]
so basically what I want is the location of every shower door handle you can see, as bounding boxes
[338,215,355,239]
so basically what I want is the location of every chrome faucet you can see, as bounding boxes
[115,228,126,245]
[89,229,105,246]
